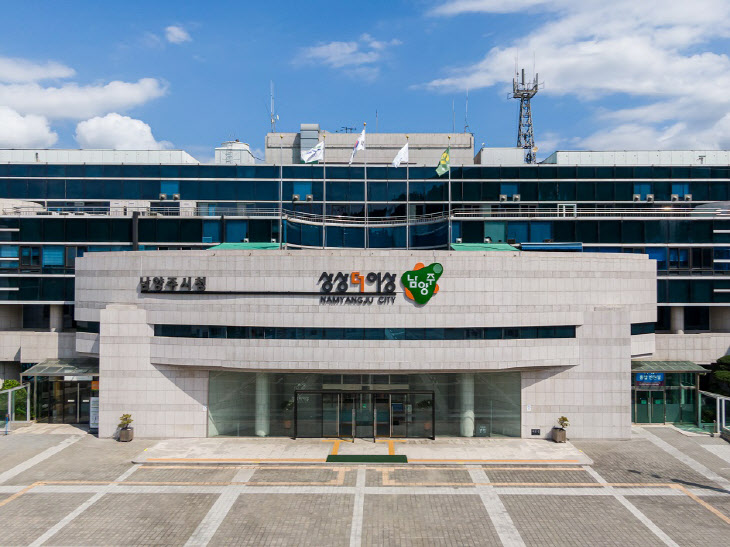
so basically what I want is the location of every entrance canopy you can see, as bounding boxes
[450,243,519,251]
[21,358,99,378]
[631,360,707,373]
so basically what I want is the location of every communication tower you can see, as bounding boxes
[512,68,539,163]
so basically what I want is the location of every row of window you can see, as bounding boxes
[4,163,730,180]
[5,178,730,202]
[9,217,730,247]
[153,324,577,341]
[631,322,656,335]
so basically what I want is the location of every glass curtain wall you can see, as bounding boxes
[208,371,521,438]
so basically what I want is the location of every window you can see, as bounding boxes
[20,246,41,271]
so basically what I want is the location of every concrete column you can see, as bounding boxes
[670,306,684,334]
[49,304,63,332]
[460,373,475,437]
[255,372,270,437]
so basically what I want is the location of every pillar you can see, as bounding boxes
[255,372,270,437]
[49,305,63,332]
[460,373,475,437]
[671,306,684,334]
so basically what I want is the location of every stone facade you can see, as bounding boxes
[74,249,656,439]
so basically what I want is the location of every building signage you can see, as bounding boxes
[635,372,665,386]
[401,263,443,305]
[318,271,397,305]
[89,396,99,430]
[140,276,206,292]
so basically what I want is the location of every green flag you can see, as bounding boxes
[436,146,450,176]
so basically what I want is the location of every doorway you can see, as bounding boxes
[294,390,435,439]
[634,390,665,424]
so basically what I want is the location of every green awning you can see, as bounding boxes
[451,243,520,251]
[631,360,707,373]
[21,358,99,377]
[208,242,280,250]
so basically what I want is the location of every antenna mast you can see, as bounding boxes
[512,67,539,163]
[464,88,470,133]
[270,81,279,133]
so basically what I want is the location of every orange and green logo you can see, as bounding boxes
[401,262,443,305]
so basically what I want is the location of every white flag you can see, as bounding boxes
[348,128,366,165]
[301,141,324,163]
[392,142,409,168]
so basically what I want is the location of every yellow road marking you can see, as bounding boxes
[322,439,342,456]
[410,459,583,464]
[375,439,406,456]
[147,458,324,463]
[0,481,43,507]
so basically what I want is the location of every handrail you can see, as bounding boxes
[2,204,730,224]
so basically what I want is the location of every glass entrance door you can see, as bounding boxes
[63,382,78,424]
[635,390,666,424]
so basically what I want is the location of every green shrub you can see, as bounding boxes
[714,370,730,383]
[118,414,133,429]
[716,355,730,369]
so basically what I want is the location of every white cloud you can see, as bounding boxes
[297,33,401,80]
[75,113,171,150]
[425,0,730,150]
[0,57,75,83]
[0,78,167,120]
[0,106,57,148]
[165,25,191,44]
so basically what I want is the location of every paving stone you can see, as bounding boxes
[5,436,156,485]
[387,468,474,485]
[0,493,92,546]
[47,493,217,546]
[209,493,353,546]
[126,466,239,483]
[484,467,596,484]
[502,495,665,547]
[627,495,730,547]
[248,467,355,485]
[362,494,500,546]
[573,438,718,488]
[0,434,74,474]
[647,428,730,482]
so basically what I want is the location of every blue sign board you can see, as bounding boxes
[635,372,665,386]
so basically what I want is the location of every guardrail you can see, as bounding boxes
[2,204,730,224]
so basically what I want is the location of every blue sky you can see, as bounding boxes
[1,0,730,161]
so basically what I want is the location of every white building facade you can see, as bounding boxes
[73,249,656,440]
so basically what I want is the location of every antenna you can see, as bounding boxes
[375,109,378,132]
[269,81,279,133]
[452,99,455,133]
[464,88,470,133]
[512,66,540,164]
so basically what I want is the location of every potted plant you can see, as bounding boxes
[118,413,134,442]
[552,416,569,443]
[281,399,294,430]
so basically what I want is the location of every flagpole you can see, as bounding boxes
[322,133,326,249]
[406,135,411,249]
[363,122,368,249]
[279,134,283,250]
[447,135,452,249]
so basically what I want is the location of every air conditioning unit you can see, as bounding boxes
[499,194,508,202]
[484,237,492,243]
[243,238,250,243]
[456,237,463,244]
[646,194,654,203]
[633,194,641,202]
[172,193,181,201]
[512,194,521,202]
[305,194,314,202]
[671,194,679,202]
[271,238,277,243]
[292,194,300,201]
[684,194,692,201]
[159,193,167,200]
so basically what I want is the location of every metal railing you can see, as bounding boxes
[698,390,730,434]
[0,383,31,427]
[2,204,730,225]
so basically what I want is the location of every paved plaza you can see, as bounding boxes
[0,427,728,546]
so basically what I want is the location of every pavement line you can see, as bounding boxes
[349,467,366,547]
[583,465,679,547]
[184,468,254,547]
[28,464,140,547]
[636,427,730,493]
[0,436,82,484]
[0,481,43,507]
[467,466,526,547]
[411,459,582,464]
[671,484,730,526]
[147,457,324,463]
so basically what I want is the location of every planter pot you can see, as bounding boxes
[552,427,566,443]
[119,428,134,442]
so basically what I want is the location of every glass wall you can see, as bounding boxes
[631,372,697,424]
[208,371,521,438]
